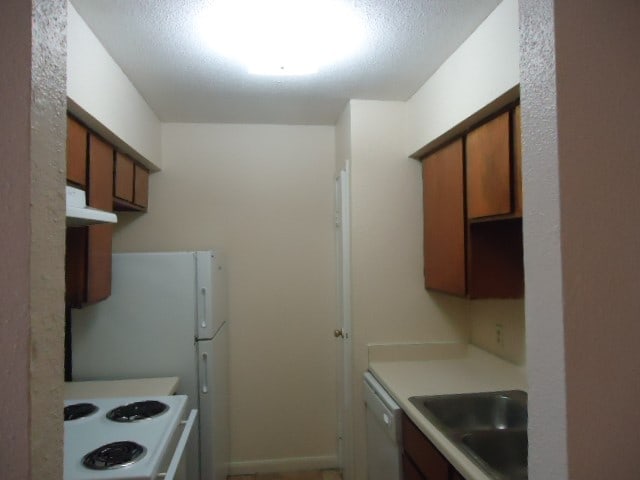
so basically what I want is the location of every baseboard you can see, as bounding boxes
[228,455,339,476]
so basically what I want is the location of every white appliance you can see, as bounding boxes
[363,372,402,480]
[72,251,229,480]
[64,395,196,480]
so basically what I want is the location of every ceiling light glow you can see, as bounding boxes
[198,0,365,76]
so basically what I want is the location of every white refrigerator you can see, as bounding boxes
[72,251,229,480]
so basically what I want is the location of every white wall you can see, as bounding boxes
[348,100,469,480]
[67,2,161,168]
[406,0,520,156]
[112,123,338,474]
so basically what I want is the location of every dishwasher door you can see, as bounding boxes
[364,372,402,480]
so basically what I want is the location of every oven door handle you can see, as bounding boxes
[158,409,198,480]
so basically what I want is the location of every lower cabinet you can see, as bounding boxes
[451,470,465,480]
[403,454,428,480]
[402,413,464,480]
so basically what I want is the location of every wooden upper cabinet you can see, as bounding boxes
[513,105,523,217]
[67,115,153,213]
[114,152,135,203]
[66,115,152,307]
[113,153,150,211]
[423,139,466,296]
[67,116,87,187]
[88,134,114,211]
[420,105,524,299]
[134,165,149,208]
[466,111,512,219]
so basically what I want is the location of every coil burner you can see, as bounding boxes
[82,441,147,470]
[106,400,169,423]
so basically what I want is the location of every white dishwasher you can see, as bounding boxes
[364,372,402,480]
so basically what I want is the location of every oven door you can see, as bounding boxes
[157,409,197,480]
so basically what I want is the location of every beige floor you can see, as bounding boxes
[229,469,342,480]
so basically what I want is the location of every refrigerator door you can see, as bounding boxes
[196,251,226,340]
[197,322,230,480]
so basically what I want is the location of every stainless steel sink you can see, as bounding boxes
[408,390,528,479]
[461,429,528,480]
[410,390,527,431]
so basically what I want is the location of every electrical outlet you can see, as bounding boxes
[495,323,504,348]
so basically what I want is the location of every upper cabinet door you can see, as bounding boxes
[67,117,87,187]
[466,111,512,219]
[114,152,135,203]
[134,165,149,208]
[88,134,114,211]
[422,139,466,296]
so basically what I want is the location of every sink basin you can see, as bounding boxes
[409,390,527,431]
[408,390,528,479]
[461,429,528,480]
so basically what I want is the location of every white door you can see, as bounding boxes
[335,166,353,480]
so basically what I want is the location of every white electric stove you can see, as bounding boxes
[64,395,196,480]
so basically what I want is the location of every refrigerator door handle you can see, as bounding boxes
[201,352,209,394]
[200,287,207,329]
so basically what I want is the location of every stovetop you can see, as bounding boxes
[64,395,187,480]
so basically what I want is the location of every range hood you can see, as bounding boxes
[66,186,117,226]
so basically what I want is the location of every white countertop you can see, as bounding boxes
[368,343,527,480]
[64,377,180,400]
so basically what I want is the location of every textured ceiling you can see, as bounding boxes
[71,0,502,125]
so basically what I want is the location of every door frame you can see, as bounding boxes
[335,163,353,480]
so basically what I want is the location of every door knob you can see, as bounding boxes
[334,328,346,338]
